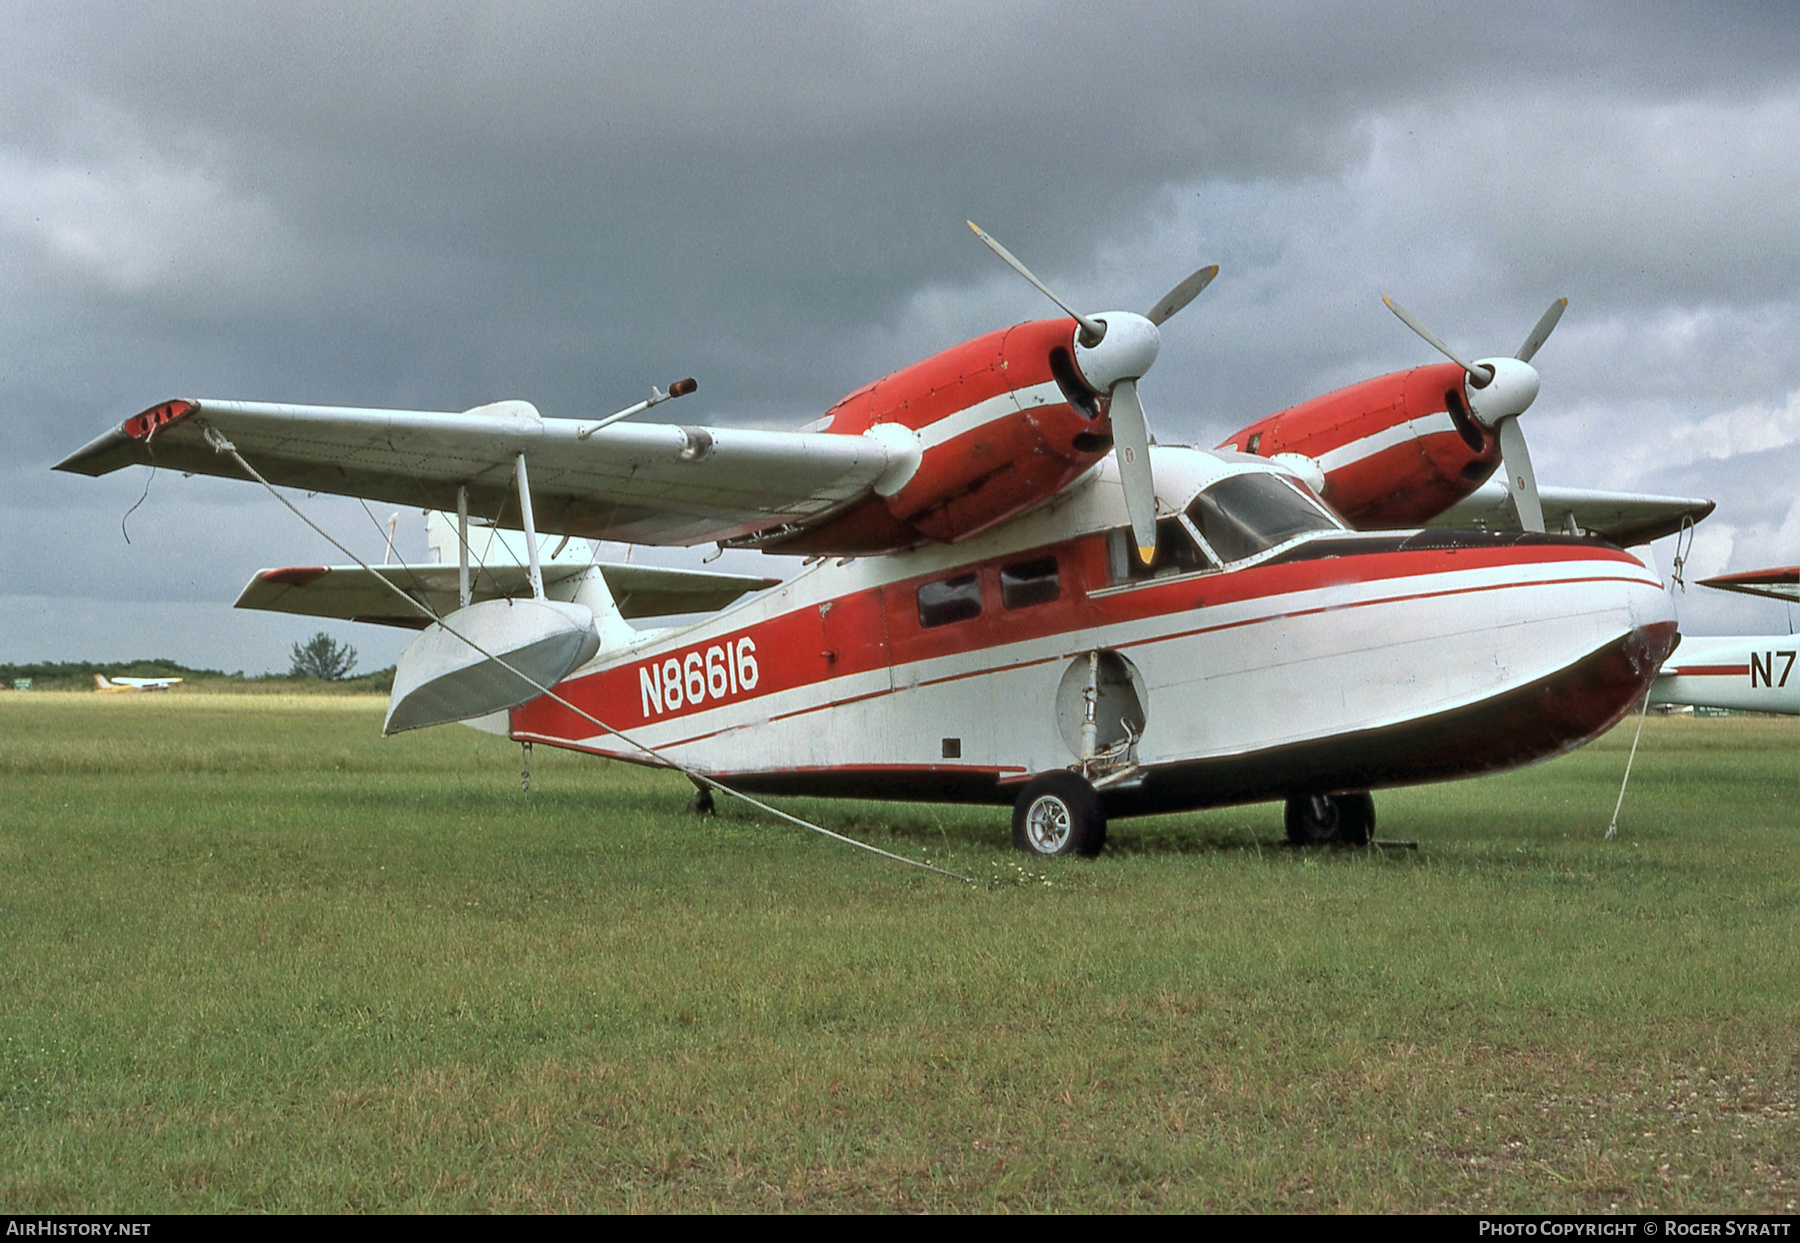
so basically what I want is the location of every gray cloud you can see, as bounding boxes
[6,1,1800,669]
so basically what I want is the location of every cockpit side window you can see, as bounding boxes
[918,573,983,628]
[1108,519,1216,584]
[1000,556,1061,609]
[1186,472,1341,563]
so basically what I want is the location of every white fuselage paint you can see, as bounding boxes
[1651,634,1800,715]
[515,450,1674,784]
[540,555,1665,778]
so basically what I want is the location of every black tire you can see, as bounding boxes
[1012,772,1106,857]
[1284,792,1374,847]
[1334,791,1374,846]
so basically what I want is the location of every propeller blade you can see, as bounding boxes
[1109,379,1159,562]
[1383,295,1493,386]
[1495,415,1545,533]
[1146,264,1219,326]
[1516,297,1568,363]
[968,221,1108,346]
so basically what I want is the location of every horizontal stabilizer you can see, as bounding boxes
[1427,482,1714,546]
[236,561,780,629]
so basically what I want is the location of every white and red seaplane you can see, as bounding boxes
[57,227,1714,854]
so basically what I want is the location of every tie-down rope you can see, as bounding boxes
[204,426,972,884]
[1605,687,1654,841]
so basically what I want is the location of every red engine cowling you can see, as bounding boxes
[1220,361,1500,527]
[770,318,1114,553]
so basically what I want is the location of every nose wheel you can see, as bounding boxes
[1284,792,1374,847]
[1012,772,1107,857]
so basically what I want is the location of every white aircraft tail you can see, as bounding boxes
[565,564,637,654]
[423,510,596,571]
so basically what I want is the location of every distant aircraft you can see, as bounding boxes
[59,224,1716,853]
[1650,568,1800,714]
[1696,566,1800,605]
[94,674,182,693]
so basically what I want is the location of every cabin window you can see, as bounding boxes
[1187,472,1340,563]
[1000,556,1061,609]
[917,573,983,628]
[1246,432,1262,455]
[1108,520,1214,584]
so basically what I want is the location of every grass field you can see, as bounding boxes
[1,691,1797,1212]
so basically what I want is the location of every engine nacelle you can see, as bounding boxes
[770,318,1116,552]
[1220,361,1500,527]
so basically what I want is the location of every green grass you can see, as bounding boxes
[1,692,1797,1212]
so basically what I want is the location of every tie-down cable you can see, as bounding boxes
[203,425,972,885]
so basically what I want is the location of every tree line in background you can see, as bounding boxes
[2,633,391,692]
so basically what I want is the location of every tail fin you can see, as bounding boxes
[568,565,637,655]
[94,674,113,690]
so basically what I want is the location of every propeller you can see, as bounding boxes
[1382,295,1568,533]
[969,222,1217,562]
[1147,264,1220,326]
[1515,297,1567,365]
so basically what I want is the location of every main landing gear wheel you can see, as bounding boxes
[1284,792,1375,847]
[1013,772,1107,858]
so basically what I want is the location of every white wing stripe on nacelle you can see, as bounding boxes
[1314,411,1459,474]
[912,381,1062,453]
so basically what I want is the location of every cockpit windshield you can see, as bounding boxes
[1186,472,1341,563]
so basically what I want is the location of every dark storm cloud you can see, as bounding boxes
[4,2,1800,667]
[10,0,1800,417]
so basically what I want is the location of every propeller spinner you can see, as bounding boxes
[968,222,1217,562]
[1382,295,1568,533]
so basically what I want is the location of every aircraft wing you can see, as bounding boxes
[54,397,893,546]
[236,561,783,629]
[1697,566,1800,604]
[1423,481,1715,545]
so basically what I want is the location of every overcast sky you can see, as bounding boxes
[5,1,1800,673]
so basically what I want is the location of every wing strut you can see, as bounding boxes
[455,484,472,609]
[514,454,545,601]
[198,423,971,884]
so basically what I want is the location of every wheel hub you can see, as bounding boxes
[1025,795,1073,853]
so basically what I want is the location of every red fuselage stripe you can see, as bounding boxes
[535,565,1652,756]
[510,536,1650,748]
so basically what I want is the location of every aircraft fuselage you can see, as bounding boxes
[512,450,1677,817]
